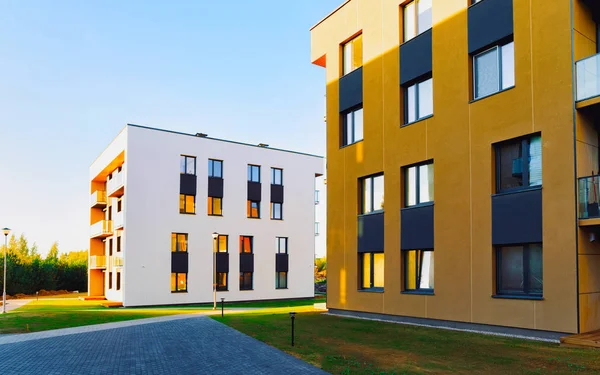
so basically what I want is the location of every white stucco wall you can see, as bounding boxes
[117,125,323,306]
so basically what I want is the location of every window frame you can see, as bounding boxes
[116,235,122,253]
[277,237,288,254]
[404,76,433,125]
[495,243,543,298]
[171,272,188,293]
[276,271,288,289]
[240,236,253,254]
[403,0,433,43]
[216,272,228,291]
[179,194,195,214]
[403,249,434,294]
[240,272,253,291]
[271,168,283,185]
[342,33,363,76]
[359,252,385,291]
[116,271,121,291]
[404,161,434,207]
[180,155,196,175]
[108,271,113,289]
[315,222,320,236]
[360,174,385,215]
[208,159,223,178]
[247,200,260,219]
[207,196,223,216]
[494,134,542,194]
[171,233,188,252]
[473,41,515,100]
[248,165,261,183]
[271,202,283,220]
[341,106,364,147]
[218,234,228,253]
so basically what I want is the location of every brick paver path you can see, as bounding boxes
[0,315,328,374]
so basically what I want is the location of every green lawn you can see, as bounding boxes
[212,311,600,375]
[129,296,325,310]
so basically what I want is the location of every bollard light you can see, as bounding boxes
[289,311,296,347]
[36,291,39,301]
[221,297,225,318]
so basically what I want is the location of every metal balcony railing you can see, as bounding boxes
[90,191,107,208]
[90,220,113,238]
[576,53,600,102]
[89,255,107,269]
[579,175,600,219]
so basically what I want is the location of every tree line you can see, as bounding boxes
[0,234,87,295]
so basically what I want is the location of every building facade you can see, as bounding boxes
[89,124,323,307]
[311,0,600,334]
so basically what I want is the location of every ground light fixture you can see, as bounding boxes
[212,232,218,310]
[2,227,10,314]
[289,311,296,346]
[221,297,225,317]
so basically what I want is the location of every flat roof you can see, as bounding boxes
[310,0,351,31]
[128,124,324,159]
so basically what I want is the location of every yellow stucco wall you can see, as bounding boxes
[312,0,582,333]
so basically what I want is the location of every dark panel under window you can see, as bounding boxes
[180,174,197,196]
[216,252,229,273]
[401,204,434,250]
[468,0,514,54]
[271,184,284,203]
[208,177,224,198]
[171,252,189,274]
[276,253,289,272]
[357,212,384,253]
[339,67,363,113]
[248,181,262,202]
[492,188,542,245]
[240,253,254,273]
[399,28,432,85]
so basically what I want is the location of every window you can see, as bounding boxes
[405,162,434,207]
[271,202,283,220]
[218,235,228,253]
[208,159,223,178]
[117,198,122,212]
[179,194,195,214]
[108,272,113,289]
[116,271,121,291]
[271,168,283,185]
[277,237,288,254]
[315,190,320,204]
[171,273,187,292]
[171,233,188,252]
[240,236,253,253]
[342,34,363,75]
[217,272,228,291]
[360,252,385,290]
[403,0,432,42]
[315,222,320,235]
[207,197,222,216]
[495,134,542,193]
[341,107,364,146]
[240,272,253,290]
[404,249,434,292]
[496,244,543,297]
[108,238,113,256]
[276,272,288,289]
[405,77,433,124]
[474,41,514,99]
[248,165,261,182]
[180,155,196,175]
[247,200,260,218]
[360,174,384,214]
[116,236,121,253]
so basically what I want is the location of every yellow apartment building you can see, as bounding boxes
[311,0,600,336]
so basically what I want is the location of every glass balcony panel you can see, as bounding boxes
[576,54,600,102]
[579,175,600,219]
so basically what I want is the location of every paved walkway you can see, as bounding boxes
[0,314,327,374]
[0,299,32,313]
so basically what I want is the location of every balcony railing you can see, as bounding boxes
[114,211,124,229]
[89,255,107,269]
[579,175,600,219]
[315,190,320,205]
[90,191,107,208]
[576,53,600,102]
[107,170,124,197]
[90,220,113,238]
[110,256,123,268]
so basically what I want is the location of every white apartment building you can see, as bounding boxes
[89,124,323,307]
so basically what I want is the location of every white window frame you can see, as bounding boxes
[473,42,515,100]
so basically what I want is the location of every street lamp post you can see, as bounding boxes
[2,228,11,314]
[212,232,218,310]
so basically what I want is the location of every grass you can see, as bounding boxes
[128,296,325,310]
[212,311,600,375]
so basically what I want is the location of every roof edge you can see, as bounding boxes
[310,0,351,31]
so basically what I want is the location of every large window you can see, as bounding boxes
[208,159,223,178]
[342,107,364,147]
[271,203,283,220]
[240,272,253,290]
[217,235,228,291]
[276,272,288,289]
[248,165,261,182]
[171,273,187,292]
[404,0,432,42]
[247,200,260,218]
[179,194,195,214]
[474,41,515,99]
[495,134,542,193]
[405,77,433,124]
[360,252,384,290]
[218,235,228,253]
[496,244,543,297]
[171,233,188,252]
[207,197,222,216]
[404,249,434,293]
[360,174,384,214]
[271,168,283,185]
[240,236,253,253]
[342,34,363,75]
[405,162,434,207]
[217,272,228,291]
[180,155,196,175]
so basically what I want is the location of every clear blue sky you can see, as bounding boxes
[0,0,338,255]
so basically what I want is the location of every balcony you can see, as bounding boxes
[576,53,600,108]
[110,256,123,268]
[90,220,113,238]
[89,255,107,269]
[90,191,107,208]
[107,170,124,198]
[578,175,600,226]
[114,211,123,229]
